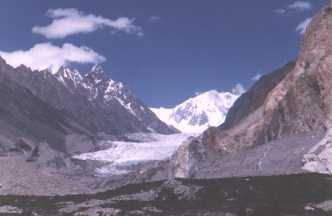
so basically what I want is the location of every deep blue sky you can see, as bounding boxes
[0,0,326,107]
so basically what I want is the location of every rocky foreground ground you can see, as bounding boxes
[0,174,332,216]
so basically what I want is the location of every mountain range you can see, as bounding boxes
[2,1,332,215]
[0,58,175,154]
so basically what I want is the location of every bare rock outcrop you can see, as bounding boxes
[170,137,207,178]
[215,1,332,151]
[211,3,332,153]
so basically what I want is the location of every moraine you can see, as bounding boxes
[1,174,332,216]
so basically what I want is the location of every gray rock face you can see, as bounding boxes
[221,61,295,131]
[0,59,175,153]
[0,74,81,152]
[170,137,207,178]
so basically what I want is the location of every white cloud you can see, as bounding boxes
[275,1,312,14]
[274,9,287,14]
[32,8,143,39]
[149,16,161,23]
[296,17,312,34]
[288,1,312,11]
[251,73,262,82]
[231,83,246,95]
[0,43,106,72]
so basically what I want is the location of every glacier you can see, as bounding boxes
[73,133,191,175]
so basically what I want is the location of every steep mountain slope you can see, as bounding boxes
[0,57,175,153]
[209,2,332,153]
[170,0,332,178]
[220,61,295,131]
[151,90,240,133]
[81,65,175,134]
[0,73,84,153]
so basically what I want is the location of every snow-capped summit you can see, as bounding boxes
[85,64,109,85]
[91,64,105,74]
[151,89,242,133]
[55,67,83,88]
[82,65,131,106]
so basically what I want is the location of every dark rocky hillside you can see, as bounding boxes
[0,57,175,153]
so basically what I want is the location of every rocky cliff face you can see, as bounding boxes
[171,0,332,178]
[0,74,83,153]
[208,1,332,152]
[204,61,296,155]
[261,4,332,143]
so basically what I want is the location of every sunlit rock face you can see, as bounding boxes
[208,1,332,153]
[170,137,207,178]
[171,0,332,178]
[262,4,332,141]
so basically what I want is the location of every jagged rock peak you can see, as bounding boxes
[56,66,82,79]
[54,66,83,88]
[299,3,332,61]
[85,64,109,83]
[15,64,31,71]
[90,64,105,74]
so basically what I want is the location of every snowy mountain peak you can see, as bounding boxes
[85,64,109,84]
[104,80,125,95]
[151,89,242,133]
[55,66,83,87]
[90,64,105,74]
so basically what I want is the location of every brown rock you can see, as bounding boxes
[209,2,332,153]
[172,0,332,178]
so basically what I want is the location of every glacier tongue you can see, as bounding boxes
[73,133,191,176]
[151,90,241,133]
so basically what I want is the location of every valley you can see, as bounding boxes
[0,0,332,215]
